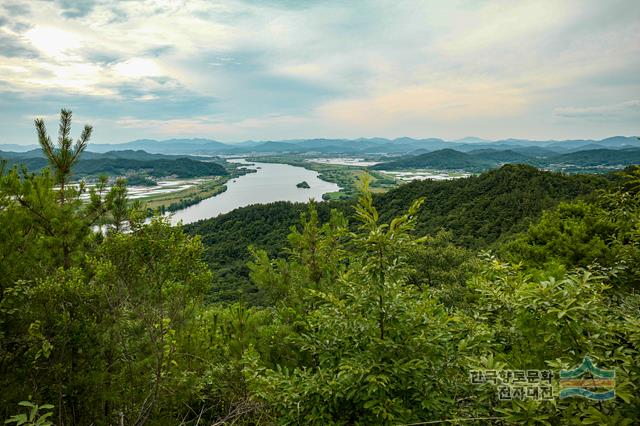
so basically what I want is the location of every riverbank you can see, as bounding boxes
[141,176,229,212]
[140,161,255,214]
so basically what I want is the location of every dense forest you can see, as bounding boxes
[0,112,639,425]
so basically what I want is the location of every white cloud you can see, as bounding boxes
[112,58,162,79]
[24,26,82,60]
[555,100,640,120]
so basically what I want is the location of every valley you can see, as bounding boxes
[4,137,639,222]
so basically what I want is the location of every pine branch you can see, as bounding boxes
[15,195,55,237]
[34,118,58,169]
[58,108,73,151]
[70,124,92,165]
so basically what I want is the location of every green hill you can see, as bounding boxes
[467,148,533,163]
[372,148,535,171]
[550,148,640,166]
[0,156,228,179]
[375,164,612,247]
[372,148,484,170]
[372,147,640,172]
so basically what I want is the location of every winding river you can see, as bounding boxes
[169,159,340,225]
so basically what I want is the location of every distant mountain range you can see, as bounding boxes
[3,136,638,175]
[0,148,215,162]
[2,136,638,156]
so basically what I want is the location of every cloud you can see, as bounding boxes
[2,2,30,17]
[0,30,39,58]
[57,0,96,19]
[554,100,640,121]
[114,113,311,140]
[304,78,533,140]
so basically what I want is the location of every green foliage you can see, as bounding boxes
[4,401,54,426]
[0,110,217,424]
[502,201,620,268]
[405,230,480,307]
[620,165,640,194]
[246,177,465,424]
[185,200,349,304]
[465,259,640,424]
[501,177,640,289]
[89,217,212,423]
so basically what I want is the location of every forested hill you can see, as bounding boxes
[184,200,346,302]
[1,156,227,179]
[74,157,228,178]
[371,148,491,170]
[551,148,640,166]
[185,164,614,302]
[375,164,614,246]
[371,147,640,171]
[466,148,532,163]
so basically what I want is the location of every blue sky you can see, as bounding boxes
[0,0,639,145]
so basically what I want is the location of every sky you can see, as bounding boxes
[0,0,639,145]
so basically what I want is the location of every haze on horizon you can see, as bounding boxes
[0,0,639,145]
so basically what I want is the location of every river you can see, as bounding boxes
[169,159,340,225]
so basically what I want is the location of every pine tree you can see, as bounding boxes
[34,109,92,206]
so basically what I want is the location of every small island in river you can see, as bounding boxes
[296,181,310,189]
